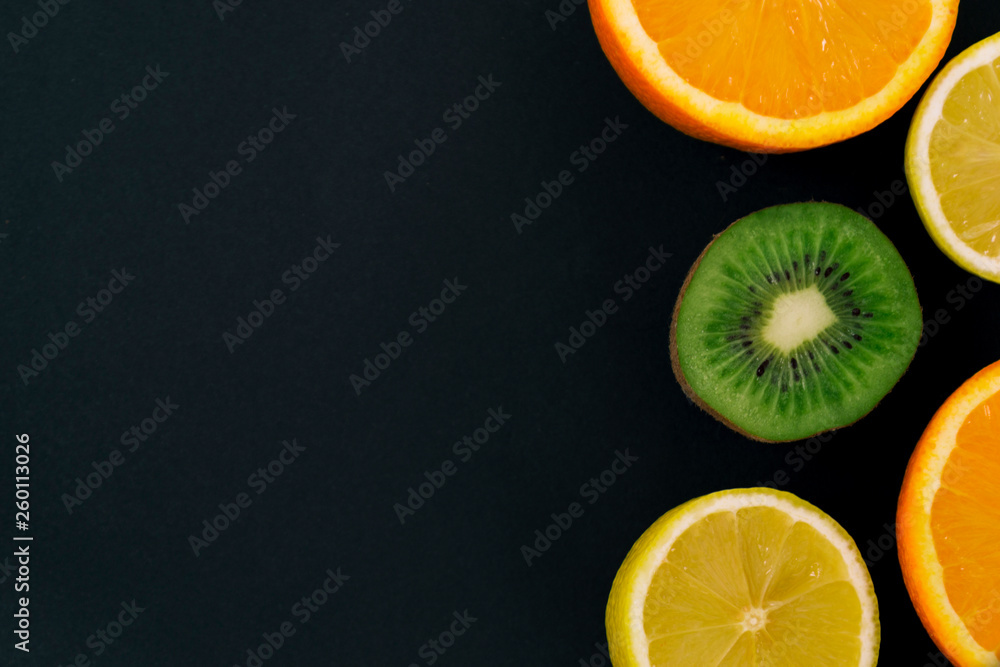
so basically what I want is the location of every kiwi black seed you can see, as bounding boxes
[669,202,922,443]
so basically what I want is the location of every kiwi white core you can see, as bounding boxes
[761,286,837,353]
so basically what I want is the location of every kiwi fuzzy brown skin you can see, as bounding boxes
[669,220,777,443]
[668,202,921,444]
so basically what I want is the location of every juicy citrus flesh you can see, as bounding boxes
[646,507,863,664]
[907,33,1000,283]
[932,388,1000,654]
[607,489,879,666]
[589,0,957,150]
[634,0,933,120]
[931,58,1000,257]
[898,360,1000,666]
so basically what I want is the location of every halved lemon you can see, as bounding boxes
[898,360,1000,666]
[588,0,959,152]
[606,488,879,666]
[906,32,1000,284]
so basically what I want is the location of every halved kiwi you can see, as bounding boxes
[670,202,922,442]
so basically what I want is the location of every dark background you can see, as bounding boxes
[2,1,999,665]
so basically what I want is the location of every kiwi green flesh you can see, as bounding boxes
[672,202,922,442]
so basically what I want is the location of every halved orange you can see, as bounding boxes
[898,360,1000,666]
[588,0,960,152]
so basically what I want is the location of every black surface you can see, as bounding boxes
[2,1,1000,665]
